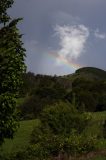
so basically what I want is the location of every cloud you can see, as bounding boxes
[94,29,106,39]
[54,24,89,65]
[52,11,80,26]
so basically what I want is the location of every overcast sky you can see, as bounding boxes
[10,0,106,75]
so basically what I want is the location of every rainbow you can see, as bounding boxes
[49,52,83,70]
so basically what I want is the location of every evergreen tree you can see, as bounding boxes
[0,0,26,145]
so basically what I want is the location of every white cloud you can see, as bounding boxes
[94,29,106,39]
[54,24,89,65]
[53,11,80,26]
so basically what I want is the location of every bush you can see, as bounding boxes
[8,144,50,160]
[8,102,97,160]
[66,133,97,154]
[39,102,90,135]
[30,102,96,158]
[103,120,106,138]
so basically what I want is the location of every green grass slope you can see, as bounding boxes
[1,119,39,155]
[1,112,106,159]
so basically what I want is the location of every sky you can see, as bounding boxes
[9,0,106,75]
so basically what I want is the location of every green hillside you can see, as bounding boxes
[64,67,106,81]
[76,67,106,80]
[1,119,39,155]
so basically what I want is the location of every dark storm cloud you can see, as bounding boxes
[9,0,106,75]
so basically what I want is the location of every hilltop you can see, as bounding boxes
[63,67,106,81]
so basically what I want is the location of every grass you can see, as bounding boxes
[1,119,40,155]
[16,98,25,106]
[91,111,106,121]
[83,111,106,150]
[0,111,106,159]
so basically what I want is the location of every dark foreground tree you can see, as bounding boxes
[0,0,26,145]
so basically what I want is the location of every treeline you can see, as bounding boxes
[18,70,106,120]
[19,73,68,119]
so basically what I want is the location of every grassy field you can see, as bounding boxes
[0,112,106,159]
[1,119,39,155]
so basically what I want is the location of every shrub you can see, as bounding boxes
[30,102,96,158]
[65,133,97,155]
[103,120,106,138]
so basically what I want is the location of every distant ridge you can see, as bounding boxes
[64,67,106,81]
[76,67,106,74]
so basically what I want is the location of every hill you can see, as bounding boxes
[76,67,106,80]
[18,67,106,119]
[63,67,106,81]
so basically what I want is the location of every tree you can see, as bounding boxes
[0,0,14,25]
[0,0,26,145]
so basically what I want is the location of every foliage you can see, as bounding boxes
[18,67,106,120]
[0,0,14,24]
[39,102,90,135]
[1,112,105,159]
[0,0,26,145]
[30,102,96,159]
[76,67,106,80]
[88,155,106,160]
[65,132,97,154]
[19,77,67,119]
[103,120,106,139]
[69,78,106,112]
[20,72,36,97]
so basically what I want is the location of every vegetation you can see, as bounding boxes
[0,2,106,159]
[19,74,68,119]
[76,67,106,80]
[89,156,106,160]
[0,0,26,145]
[1,111,106,160]
[17,67,106,120]
[1,119,38,155]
